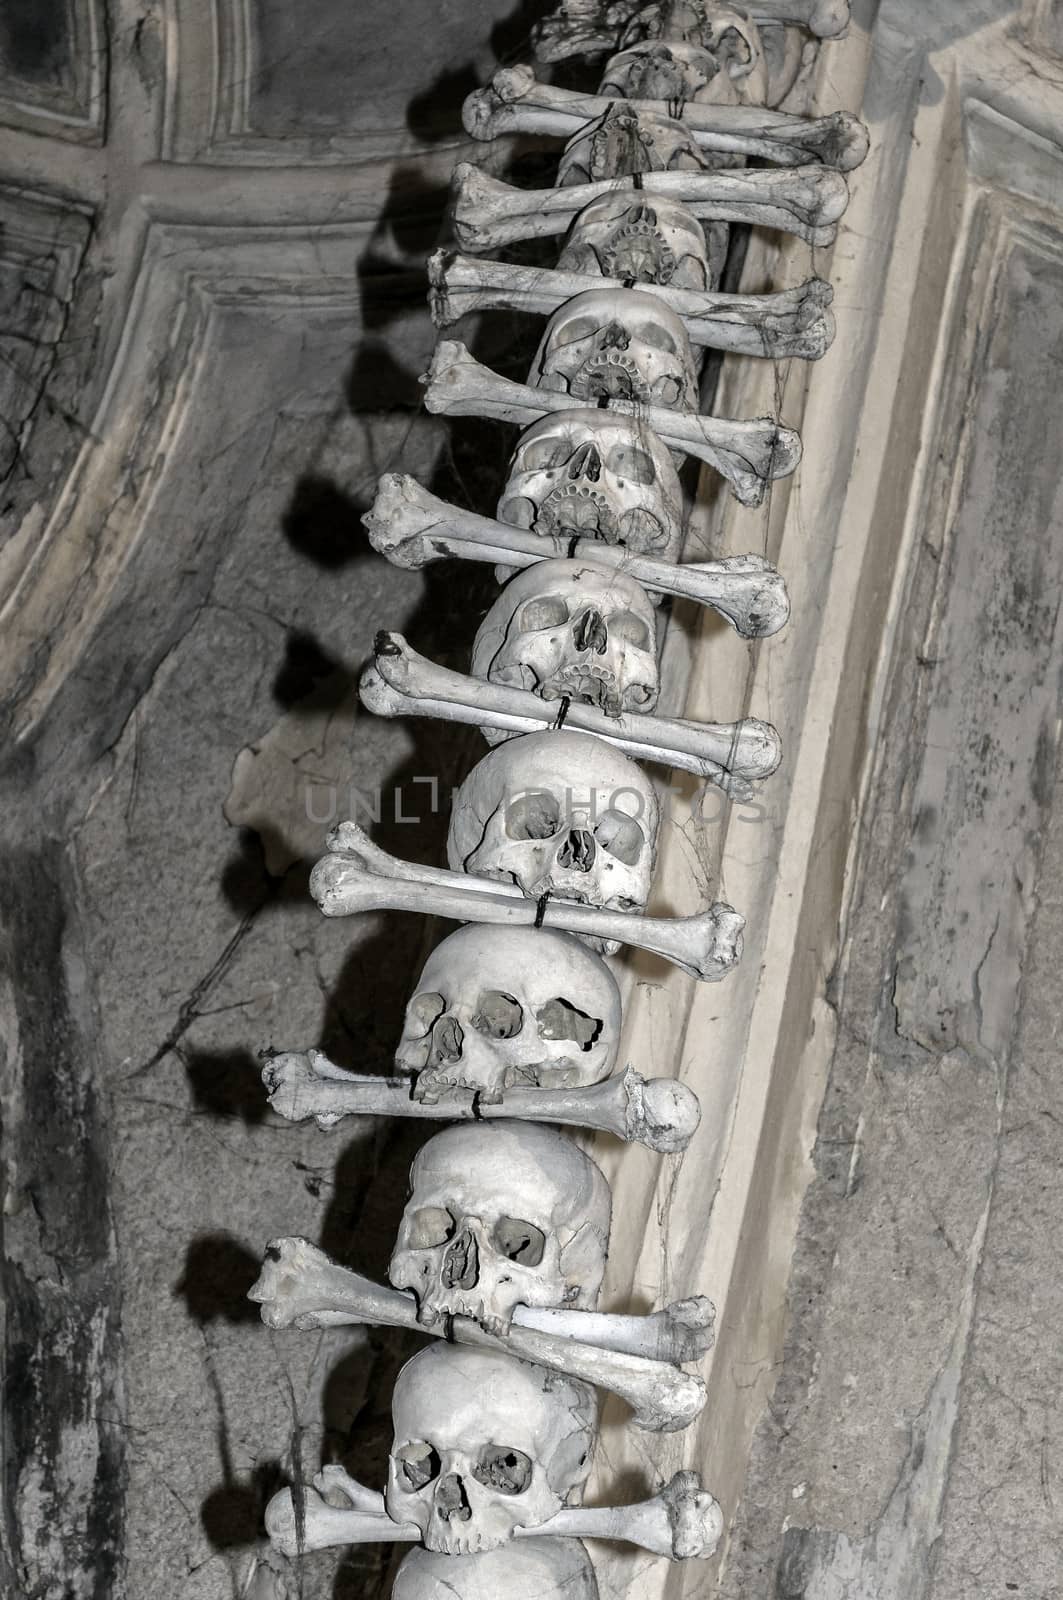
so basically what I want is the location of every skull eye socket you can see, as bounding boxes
[595,808,645,866]
[514,435,576,473]
[493,1217,546,1266]
[505,789,562,841]
[408,1206,456,1248]
[605,444,656,485]
[609,609,652,650]
[551,314,604,348]
[473,1445,533,1496]
[395,1441,442,1492]
[516,595,569,633]
[472,990,524,1039]
[536,996,604,1051]
[406,992,446,1036]
[636,321,679,355]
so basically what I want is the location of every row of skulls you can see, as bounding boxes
[246,3,863,1596]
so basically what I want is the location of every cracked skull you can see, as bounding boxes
[447,729,659,948]
[389,1120,611,1332]
[558,105,705,186]
[393,1539,600,1599]
[472,558,658,727]
[386,1344,597,1556]
[618,1,769,104]
[530,287,698,412]
[558,192,718,292]
[394,922,622,1101]
[497,410,684,563]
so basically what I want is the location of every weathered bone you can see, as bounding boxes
[266,1466,722,1560]
[360,630,781,794]
[262,1047,703,1153]
[532,0,850,60]
[310,822,745,983]
[422,341,799,508]
[250,1238,711,1429]
[365,475,790,636]
[750,0,850,34]
[463,65,868,170]
[451,161,848,252]
[429,250,835,361]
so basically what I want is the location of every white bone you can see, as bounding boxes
[265,1468,723,1560]
[262,1048,703,1153]
[364,474,790,636]
[360,630,782,794]
[309,822,745,983]
[451,161,848,252]
[750,0,850,34]
[429,250,835,361]
[422,341,800,508]
[531,0,849,59]
[462,65,868,170]
[249,1239,708,1431]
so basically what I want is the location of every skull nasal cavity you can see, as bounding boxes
[436,1473,472,1522]
[442,1224,479,1291]
[601,321,631,351]
[573,609,607,655]
[567,443,602,482]
[558,829,596,872]
[430,1015,464,1063]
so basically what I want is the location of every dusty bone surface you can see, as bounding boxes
[557,191,720,291]
[527,287,701,412]
[392,1539,600,1599]
[556,105,710,187]
[532,0,851,60]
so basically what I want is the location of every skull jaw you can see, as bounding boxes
[391,1233,571,1338]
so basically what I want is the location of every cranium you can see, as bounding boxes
[557,105,705,187]
[447,729,660,944]
[557,193,719,292]
[620,0,770,105]
[599,40,737,103]
[529,287,698,412]
[497,410,685,564]
[393,1540,599,1599]
[389,1120,612,1332]
[471,558,659,725]
[394,922,622,1101]
[386,1344,597,1555]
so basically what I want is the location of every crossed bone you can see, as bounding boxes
[422,341,800,508]
[262,1047,702,1154]
[451,161,849,253]
[532,0,850,60]
[310,821,745,983]
[361,630,781,796]
[462,64,868,171]
[364,474,791,637]
[265,1462,723,1560]
[430,250,835,362]
[249,1237,713,1431]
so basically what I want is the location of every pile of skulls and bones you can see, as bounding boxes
[247,1,867,1591]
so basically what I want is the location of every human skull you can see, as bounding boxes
[387,1344,597,1555]
[394,923,622,1101]
[497,410,685,564]
[558,193,719,292]
[389,1120,612,1331]
[529,288,698,412]
[557,105,705,187]
[393,1540,600,1600]
[619,0,769,105]
[472,559,658,725]
[447,730,659,946]
[599,40,734,103]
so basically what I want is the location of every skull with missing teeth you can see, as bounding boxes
[389,1121,611,1333]
[619,0,768,101]
[447,730,659,949]
[558,192,719,292]
[472,558,658,727]
[497,410,684,563]
[558,105,705,187]
[387,1344,597,1555]
[530,287,698,412]
[393,1539,600,1600]
[394,923,621,1102]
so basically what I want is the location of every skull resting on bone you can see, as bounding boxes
[447,729,660,947]
[599,39,744,104]
[530,287,698,412]
[387,1343,597,1556]
[558,105,705,187]
[394,922,622,1101]
[472,558,658,728]
[393,1540,600,1600]
[557,192,718,292]
[389,1120,612,1332]
[619,0,769,103]
[497,410,684,564]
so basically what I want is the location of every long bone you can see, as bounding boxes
[422,341,799,508]
[532,0,850,59]
[266,1466,723,1559]
[361,630,782,795]
[262,1048,703,1154]
[310,822,745,983]
[365,474,790,636]
[451,161,848,252]
[250,1238,712,1423]
[429,250,835,361]
[462,65,868,171]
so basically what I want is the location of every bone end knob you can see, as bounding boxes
[663,1471,725,1559]
[625,1069,702,1153]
